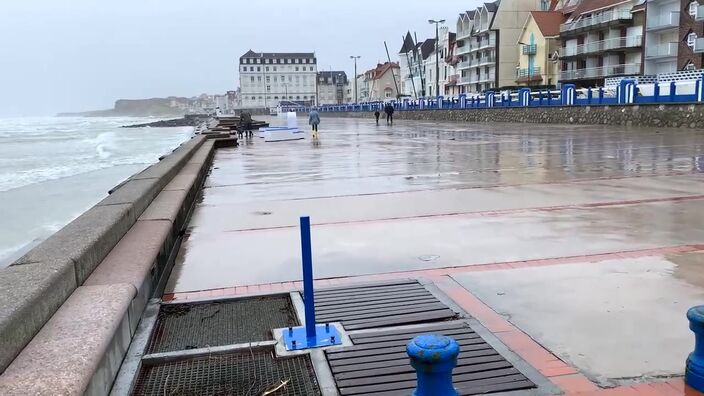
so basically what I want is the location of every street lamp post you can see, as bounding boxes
[350,55,361,103]
[428,19,445,98]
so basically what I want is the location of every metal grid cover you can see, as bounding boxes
[147,296,298,353]
[326,321,536,395]
[132,351,320,396]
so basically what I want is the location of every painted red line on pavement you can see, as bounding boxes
[165,244,704,300]
[224,194,704,234]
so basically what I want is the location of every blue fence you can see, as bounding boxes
[282,78,704,114]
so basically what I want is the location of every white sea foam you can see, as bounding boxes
[0,116,194,265]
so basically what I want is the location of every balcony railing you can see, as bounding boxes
[457,29,473,39]
[469,55,496,67]
[560,9,633,33]
[647,11,680,30]
[459,75,473,84]
[698,5,704,21]
[516,67,542,79]
[456,44,471,55]
[458,59,471,69]
[560,63,641,80]
[469,38,496,52]
[522,44,537,55]
[562,36,642,57]
[645,42,678,58]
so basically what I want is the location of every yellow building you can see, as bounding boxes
[516,11,565,87]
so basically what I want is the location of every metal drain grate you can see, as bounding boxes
[313,280,456,330]
[326,321,536,395]
[147,296,298,353]
[132,350,320,396]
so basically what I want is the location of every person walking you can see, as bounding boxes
[308,109,321,139]
[374,110,380,125]
[384,103,395,125]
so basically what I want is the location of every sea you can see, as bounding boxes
[0,117,194,266]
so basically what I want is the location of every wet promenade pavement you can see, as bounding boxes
[166,117,704,391]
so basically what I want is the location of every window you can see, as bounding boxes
[303,96,308,99]
[384,87,393,98]
[287,59,292,63]
[541,0,549,10]
[688,32,698,48]
[266,85,271,92]
[251,96,255,100]
[295,66,299,71]
[266,67,269,72]
[250,76,254,82]
[257,66,261,72]
[274,76,278,82]
[277,59,282,64]
[690,1,699,17]
[296,95,300,99]
[266,76,270,83]
[257,76,262,82]
[281,75,285,81]
[310,66,314,71]
[295,76,300,83]
[242,66,246,72]
[273,66,277,71]
[256,59,261,64]
[274,96,279,99]
[250,66,254,71]
[289,76,293,82]
[295,59,299,63]
[265,59,270,64]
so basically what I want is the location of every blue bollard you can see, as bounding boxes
[407,334,460,396]
[687,306,704,391]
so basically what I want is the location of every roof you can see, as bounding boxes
[240,50,315,59]
[484,1,499,12]
[365,62,400,80]
[317,71,348,83]
[420,39,437,60]
[572,0,629,16]
[399,32,415,54]
[530,11,565,37]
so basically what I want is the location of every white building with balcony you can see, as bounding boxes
[238,50,317,108]
[644,0,681,74]
[559,0,644,87]
[455,0,547,94]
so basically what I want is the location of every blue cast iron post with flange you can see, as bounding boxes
[686,306,704,391]
[407,334,460,396]
[281,216,341,351]
[300,216,317,341]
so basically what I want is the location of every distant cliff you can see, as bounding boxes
[57,97,194,117]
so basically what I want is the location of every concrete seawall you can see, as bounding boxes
[324,103,704,129]
[0,133,232,393]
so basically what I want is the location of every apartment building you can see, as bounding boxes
[365,62,401,100]
[317,71,351,105]
[398,33,437,98]
[516,11,565,87]
[559,0,645,87]
[238,50,317,108]
[455,0,547,94]
[645,0,704,74]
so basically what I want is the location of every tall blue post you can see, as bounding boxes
[654,82,660,102]
[300,216,316,340]
[408,335,459,396]
[688,306,704,392]
[670,81,677,102]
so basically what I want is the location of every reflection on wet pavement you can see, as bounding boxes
[167,117,704,293]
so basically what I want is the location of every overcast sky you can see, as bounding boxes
[0,0,482,116]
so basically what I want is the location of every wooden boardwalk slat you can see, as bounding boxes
[337,366,519,388]
[334,355,507,380]
[315,279,418,293]
[317,302,448,322]
[315,283,426,298]
[316,296,439,315]
[330,349,502,373]
[329,344,496,367]
[343,310,456,330]
[327,333,480,354]
[327,337,487,360]
[313,289,432,306]
[349,321,469,340]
